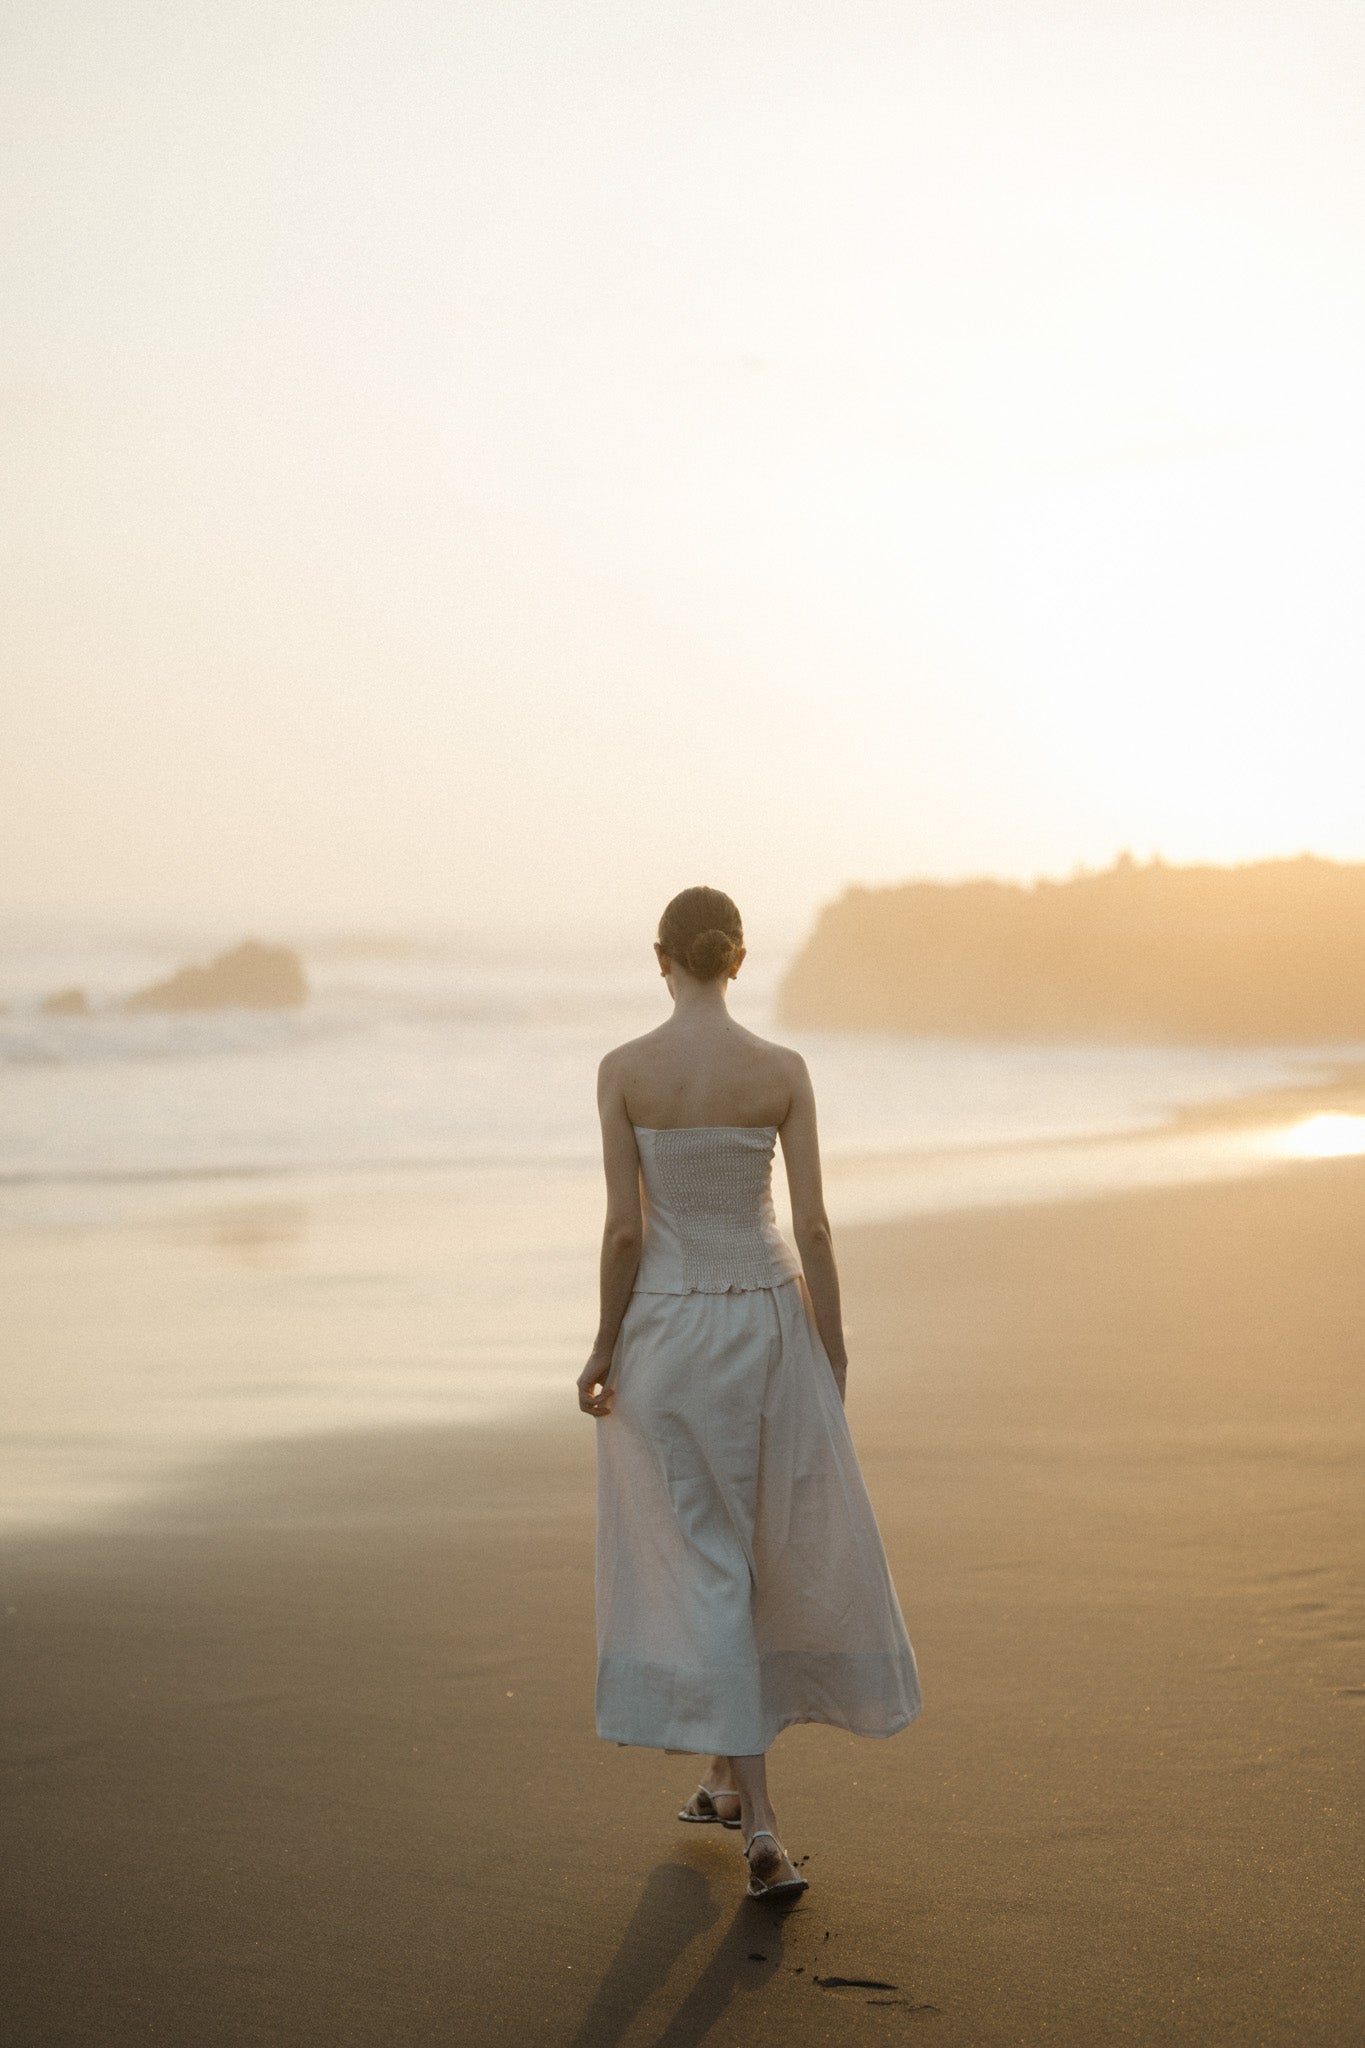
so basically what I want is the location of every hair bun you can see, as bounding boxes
[686,928,736,980]
[657,885,744,982]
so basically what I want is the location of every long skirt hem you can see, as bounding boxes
[600,1702,923,1756]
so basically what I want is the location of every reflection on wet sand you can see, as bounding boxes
[166,1202,308,1265]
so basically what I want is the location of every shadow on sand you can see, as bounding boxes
[567,1859,792,2048]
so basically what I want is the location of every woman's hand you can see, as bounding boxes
[577,1352,616,1419]
[830,1357,848,1407]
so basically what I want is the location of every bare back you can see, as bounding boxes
[597,998,830,1244]
[610,1012,799,1132]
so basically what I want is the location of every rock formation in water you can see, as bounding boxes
[778,853,1365,1042]
[124,940,307,1013]
[40,986,91,1017]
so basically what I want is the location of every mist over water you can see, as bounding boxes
[2,928,1349,1197]
[1,924,1357,1529]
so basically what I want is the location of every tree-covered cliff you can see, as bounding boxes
[778,854,1365,1041]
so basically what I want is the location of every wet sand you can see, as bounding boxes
[3,1154,1364,2045]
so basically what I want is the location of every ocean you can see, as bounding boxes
[2,926,1359,1527]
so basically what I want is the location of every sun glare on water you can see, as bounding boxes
[1262,1113,1365,1159]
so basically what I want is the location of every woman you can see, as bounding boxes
[577,886,921,1902]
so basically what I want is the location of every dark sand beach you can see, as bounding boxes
[3,1152,1364,2046]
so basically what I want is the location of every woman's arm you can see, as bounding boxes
[778,1055,848,1404]
[577,1053,643,1418]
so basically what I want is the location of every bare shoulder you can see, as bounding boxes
[770,1038,811,1084]
[597,1027,666,1094]
[734,1028,811,1109]
[738,1026,809,1080]
[599,1026,669,1070]
[775,1042,815,1114]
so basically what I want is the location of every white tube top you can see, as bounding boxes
[631,1124,804,1295]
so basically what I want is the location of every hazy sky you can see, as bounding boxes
[4,0,1364,945]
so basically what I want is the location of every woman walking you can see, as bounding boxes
[578,886,921,1901]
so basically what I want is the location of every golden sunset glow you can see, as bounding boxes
[3,2,1364,941]
[1264,1112,1365,1159]
[4,11,1364,2043]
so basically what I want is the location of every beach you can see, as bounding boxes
[10,0,1365,2036]
[4,1140,1363,2046]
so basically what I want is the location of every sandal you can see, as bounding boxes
[743,1829,809,1901]
[678,1783,742,1828]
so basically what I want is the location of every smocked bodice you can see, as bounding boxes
[632,1125,803,1295]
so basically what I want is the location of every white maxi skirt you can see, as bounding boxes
[595,1276,921,1755]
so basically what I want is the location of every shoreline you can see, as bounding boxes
[4,1150,1364,2044]
[5,1054,1365,1539]
[5,1039,1363,1212]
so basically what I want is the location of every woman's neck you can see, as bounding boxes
[667,974,731,1018]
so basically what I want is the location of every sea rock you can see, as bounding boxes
[40,986,90,1017]
[125,940,307,1013]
